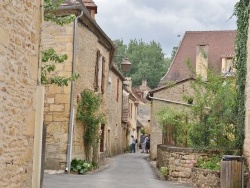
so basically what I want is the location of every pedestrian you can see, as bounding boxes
[130,135,136,153]
[142,134,148,153]
[140,133,145,150]
[146,134,150,153]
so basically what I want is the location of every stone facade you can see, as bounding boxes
[42,6,125,169]
[0,1,42,187]
[42,21,74,170]
[149,79,194,160]
[107,69,124,156]
[244,17,250,172]
[157,145,220,187]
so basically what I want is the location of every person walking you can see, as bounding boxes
[142,134,148,153]
[130,135,136,153]
[141,134,146,153]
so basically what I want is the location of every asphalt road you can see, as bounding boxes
[43,152,193,188]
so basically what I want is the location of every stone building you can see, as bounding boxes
[42,0,126,171]
[106,64,126,157]
[0,1,43,187]
[148,30,236,160]
[244,17,250,171]
[122,78,139,150]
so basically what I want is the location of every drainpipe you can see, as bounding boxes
[32,1,45,187]
[65,10,83,173]
[148,95,192,106]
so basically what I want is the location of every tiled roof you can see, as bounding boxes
[82,0,97,13]
[159,30,236,85]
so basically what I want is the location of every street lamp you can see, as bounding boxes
[121,58,132,72]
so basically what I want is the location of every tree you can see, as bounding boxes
[184,71,237,151]
[113,39,171,89]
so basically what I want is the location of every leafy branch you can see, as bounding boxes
[41,48,80,86]
[44,0,76,26]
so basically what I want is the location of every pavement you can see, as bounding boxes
[43,151,193,188]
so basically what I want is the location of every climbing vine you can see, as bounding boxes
[77,90,104,161]
[234,0,249,153]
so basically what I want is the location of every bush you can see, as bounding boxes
[195,155,221,171]
[71,158,97,174]
[160,167,169,178]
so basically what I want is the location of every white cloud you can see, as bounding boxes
[94,0,238,56]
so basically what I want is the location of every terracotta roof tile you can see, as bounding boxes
[159,30,236,85]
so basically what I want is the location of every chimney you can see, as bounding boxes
[196,45,208,81]
[82,0,97,19]
[142,79,147,87]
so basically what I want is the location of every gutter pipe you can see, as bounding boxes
[65,10,84,173]
[148,95,192,107]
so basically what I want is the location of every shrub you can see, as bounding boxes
[71,158,97,174]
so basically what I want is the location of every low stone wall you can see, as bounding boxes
[191,168,220,188]
[157,145,209,183]
[157,145,250,188]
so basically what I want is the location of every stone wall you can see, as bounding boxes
[157,145,249,188]
[150,80,193,160]
[42,21,73,170]
[244,16,250,172]
[0,1,41,187]
[107,70,124,156]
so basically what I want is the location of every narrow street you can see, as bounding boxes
[43,152,193,188]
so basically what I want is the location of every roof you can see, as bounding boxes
[82,0,97,13]
[149,77,195,95]
[159,30,236,86]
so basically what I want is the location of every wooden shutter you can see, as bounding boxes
[94,50,100,91]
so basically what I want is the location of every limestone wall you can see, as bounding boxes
[244,16,250,171]
[107,71,124,156]
[157,145,220,187]
[0,1,41,187]
[42,21,73,170]
[150,80,193,160]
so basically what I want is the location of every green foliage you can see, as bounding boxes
[44,0,76,26]
[42,1,78,86]
[186,72,237,150]
[113,39,171,88]
[41,48,80,86]
[71,158,97,174]
[157,71,237,150]
[160,167,169,178]
[77,90,104,160]
[233,0,249,153]
[195,155,221,171]
[156,106,190,147]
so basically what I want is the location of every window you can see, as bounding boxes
[100,124,105,152]
[94,50,100,92]
[196,45,208,80]
[222,57,234,76]
[94,50,106,93]
[116,78,119,102]
[101,57,105,94]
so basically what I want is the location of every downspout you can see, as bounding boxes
[148,95,192,107]
[32,1,45,187]
[65,10,84,173]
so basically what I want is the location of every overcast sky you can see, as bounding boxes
[94,0,238,57]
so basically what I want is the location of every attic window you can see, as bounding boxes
[222,57,234,76]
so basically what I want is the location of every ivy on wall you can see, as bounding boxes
[234,0,249,152]
[77,90,104,161]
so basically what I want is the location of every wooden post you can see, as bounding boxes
[221,155,244,188]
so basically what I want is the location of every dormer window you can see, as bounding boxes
[221,57,234,76]
[196,45,209,81]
